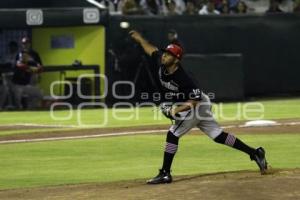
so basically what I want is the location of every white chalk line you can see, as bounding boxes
[1,121,300,129]
[0,121,299,145]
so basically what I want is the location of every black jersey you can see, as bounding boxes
[151,51,202,103]
[13,50,42,85]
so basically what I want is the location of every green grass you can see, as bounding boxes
[0,98,299,129]
[0,133,299,189]
[0,107,169,127]
[0,98,299,190]
[214,98,300,121]
[0,128,79,137]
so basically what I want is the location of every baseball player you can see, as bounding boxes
[12,37,43,109]
[129,30,268,184]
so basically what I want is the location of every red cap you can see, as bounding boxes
[163,44,183,60]
[21,37,30,44]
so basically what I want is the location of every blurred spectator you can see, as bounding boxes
[171,0,187,14]
[266,0,284,13]
[4,41,18,69]
[216,0,244,12]
[199,0,221,14]
[102,0,123,14]
[113,30,144,80]
[219,0,231,14]
[183,0,198,15]
[214,0,223,10]
[233,0,248,13]
[140,0,166,15]
[228,0,239,9]
[167,29,183,48]
[294,0,300,12]
[12,37,43,110]
[0,41,19,109]
[194,0,205,11]
[166,0,181,15]
[122,0,144,15]
[112,0,121,11]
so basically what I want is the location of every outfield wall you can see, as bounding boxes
[32,26,106,97]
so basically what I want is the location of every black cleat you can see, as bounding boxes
[251,147,268,174]
[147,169,172,184]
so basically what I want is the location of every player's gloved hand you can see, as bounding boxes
[28,66,39,73]
[160,103,180,120]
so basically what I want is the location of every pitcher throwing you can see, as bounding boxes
[129,30,268,184]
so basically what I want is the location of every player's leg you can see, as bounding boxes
[213,130,267,174]
[0,85,8,109]
[162,131,179,174]
[147,110,198,184]
[24,85,43,109]
[214,131,255,156]
[196,95,268,174]
[146,131,178,184]
[198,120,268,174]
[4,73,15,109]
[12,84,24,109]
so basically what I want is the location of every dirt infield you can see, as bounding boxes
[0,169,299,200]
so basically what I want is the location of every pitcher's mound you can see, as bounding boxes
[1,169,300,200]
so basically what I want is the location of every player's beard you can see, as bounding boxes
[164,62,173,68]
[162,57,176,67]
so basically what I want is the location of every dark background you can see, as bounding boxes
[106,15,300,103]
[0,0,92,8]
[1,1,299,102]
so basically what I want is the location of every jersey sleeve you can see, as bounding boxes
[150,50,162,69]
[29,51,42,65]
[16,52,29,70]
[181,79,202,101]
[34,52,42,65]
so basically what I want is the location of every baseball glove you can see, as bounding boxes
[160,103,179,120]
